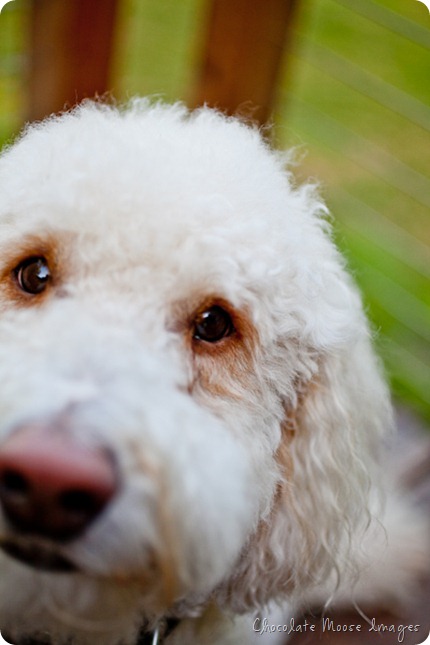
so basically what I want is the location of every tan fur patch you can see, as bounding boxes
[183,296,260,400]
[169,293,260,399]
[0,233,69,309]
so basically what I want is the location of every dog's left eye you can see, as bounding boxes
[14,256,51,295]
[193,306,235,343]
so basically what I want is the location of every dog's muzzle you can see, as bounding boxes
[0,423,117,571]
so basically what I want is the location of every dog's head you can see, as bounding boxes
[0,102,390,644]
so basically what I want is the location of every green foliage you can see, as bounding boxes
[278,0,430,421]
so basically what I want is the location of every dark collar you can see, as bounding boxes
[137,617,181,645]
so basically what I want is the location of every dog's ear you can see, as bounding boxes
[221,331,392,612]
[280,338,391,589]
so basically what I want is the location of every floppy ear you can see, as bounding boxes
[281,337,391,589]
[220,330,392,613]
[213,182,394,612]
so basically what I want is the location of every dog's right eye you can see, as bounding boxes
[14,256,51,295]
[192,305,235,343]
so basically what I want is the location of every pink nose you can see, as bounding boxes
[0,426,117,541]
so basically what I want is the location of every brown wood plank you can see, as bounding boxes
[27,0,119,122]
[193,0,299,124]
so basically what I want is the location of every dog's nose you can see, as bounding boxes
[0,426,116,541]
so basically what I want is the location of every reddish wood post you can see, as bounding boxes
[193,0,299,125]
[27,0,119,122]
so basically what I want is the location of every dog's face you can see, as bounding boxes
[0,103,389,645]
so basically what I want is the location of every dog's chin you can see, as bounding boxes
[0,538,77,573]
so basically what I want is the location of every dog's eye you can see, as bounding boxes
[193,306,234,343]
[14,257,51,295]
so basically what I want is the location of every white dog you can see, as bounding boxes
[0,101,427,645]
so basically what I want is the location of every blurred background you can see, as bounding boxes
[0,0,429,425]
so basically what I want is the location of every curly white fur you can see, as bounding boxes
[0,101,427,645]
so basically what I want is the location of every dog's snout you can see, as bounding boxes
[0,426,117,541]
